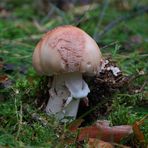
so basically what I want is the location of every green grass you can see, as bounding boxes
[0,0,148,147]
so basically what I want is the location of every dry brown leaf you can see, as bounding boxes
[88,138,113,148]
[76,120,133,143]
[133,115,147,143]
[0,75,9,83]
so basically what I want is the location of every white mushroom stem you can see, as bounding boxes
[46,75,69,115]
[45,72,90,121]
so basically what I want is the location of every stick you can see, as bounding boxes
[93,0,110,40]
[97,6,148,40]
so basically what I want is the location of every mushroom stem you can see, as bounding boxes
[46,72,90,121]
[45,75,70,116]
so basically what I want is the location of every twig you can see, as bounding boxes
[16,102,23,139]
[93,0,110,40]
[33,19,47,32]
[128,73,147,85]
[100,41,119,49]
[49,3,70,24]
[74,3,98,26]
[97,6,148,40]
[134,81,147,93]
[112,143,130,148]
[41,4,55,24]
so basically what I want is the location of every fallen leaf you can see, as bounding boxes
[0,75,9,83]
[0,74,12,89]
[88,138,113,148]
[75,120,133,143]
[133,115,147,143]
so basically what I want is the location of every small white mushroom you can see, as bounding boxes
[32,25,102,121]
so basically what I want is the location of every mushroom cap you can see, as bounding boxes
[32,25,102,76]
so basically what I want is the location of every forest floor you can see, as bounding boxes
[0,0,148,147]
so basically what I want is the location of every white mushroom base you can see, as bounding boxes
[46,72,90,121]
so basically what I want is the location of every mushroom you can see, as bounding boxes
[32,25,102,121]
